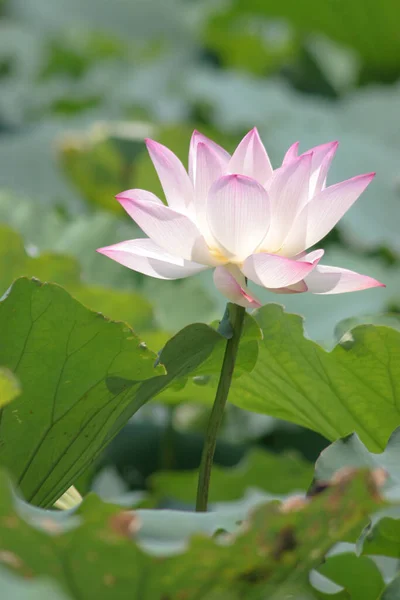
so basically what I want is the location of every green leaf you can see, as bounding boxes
[150,449,313,504]
[316,553,385,600]
[0,279,247,506]
[226,0,400,71]
[0,225,154,330]
[334,314,400,344]
[361,517,400,558]
[381,576,400,600]
[0,368,21,408]
[0,468,384,599]
[229,304,400,451]
[203,9,298,76]
[0,278,165,506]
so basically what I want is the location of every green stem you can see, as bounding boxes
[195,303,246,512]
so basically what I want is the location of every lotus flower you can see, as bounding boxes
[97,129,384,308]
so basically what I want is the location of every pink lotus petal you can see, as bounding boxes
[189,130,230,182]
[304,172,375,251]
[282,141,299,166]
[207,174,270,262]
[213,265,261,309]
[97,239,208,280]
[228,127,273,186]
[116,189,163,205]
[306,141,339,198]
[304,264,385,294]
[301,248,325,263]
[242,251,319,289]
[117,192,215,265]
[268,280,308,294]
[260,153,312,252]
[145,138,194,215]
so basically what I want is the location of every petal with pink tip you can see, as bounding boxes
[97,239,208,280]
[300,248,325,263]
[282,141,299,166]
[117,192,216,265]
[213,265,261,309]
[305,141,338,198]
[228,127,273,186]
[265,249,324,293]
[260,153,312,252]
[304,172,375,251]
[116,189,163,205]
[242,252,320,289]
[192,142,228,243]
[189,130,230,182]
[206,174,270,262]
[304,264,385,294]
[145,139,194,215]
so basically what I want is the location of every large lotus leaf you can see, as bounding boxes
[228,305,400,452]
[0,279,245,506]
[0,278,165,506]
[0,468,384,599]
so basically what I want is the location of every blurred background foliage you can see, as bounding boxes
[0,0,399,505]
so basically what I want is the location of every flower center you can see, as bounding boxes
[208,247,229,264]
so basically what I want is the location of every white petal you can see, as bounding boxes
[192,142,228,244]
[242,251,321,289]
[145,138,194,215]
[304,264,385,294]
[189,130,230,182]
[228,127,273,186]
[306,141,338,198]
[206,174,270,262]
[260,153,312,252]
[213,265,261,308]
[279,204,309,257]
[117,192,215,265]
[267,280,308,294]
[97,239,208,280]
